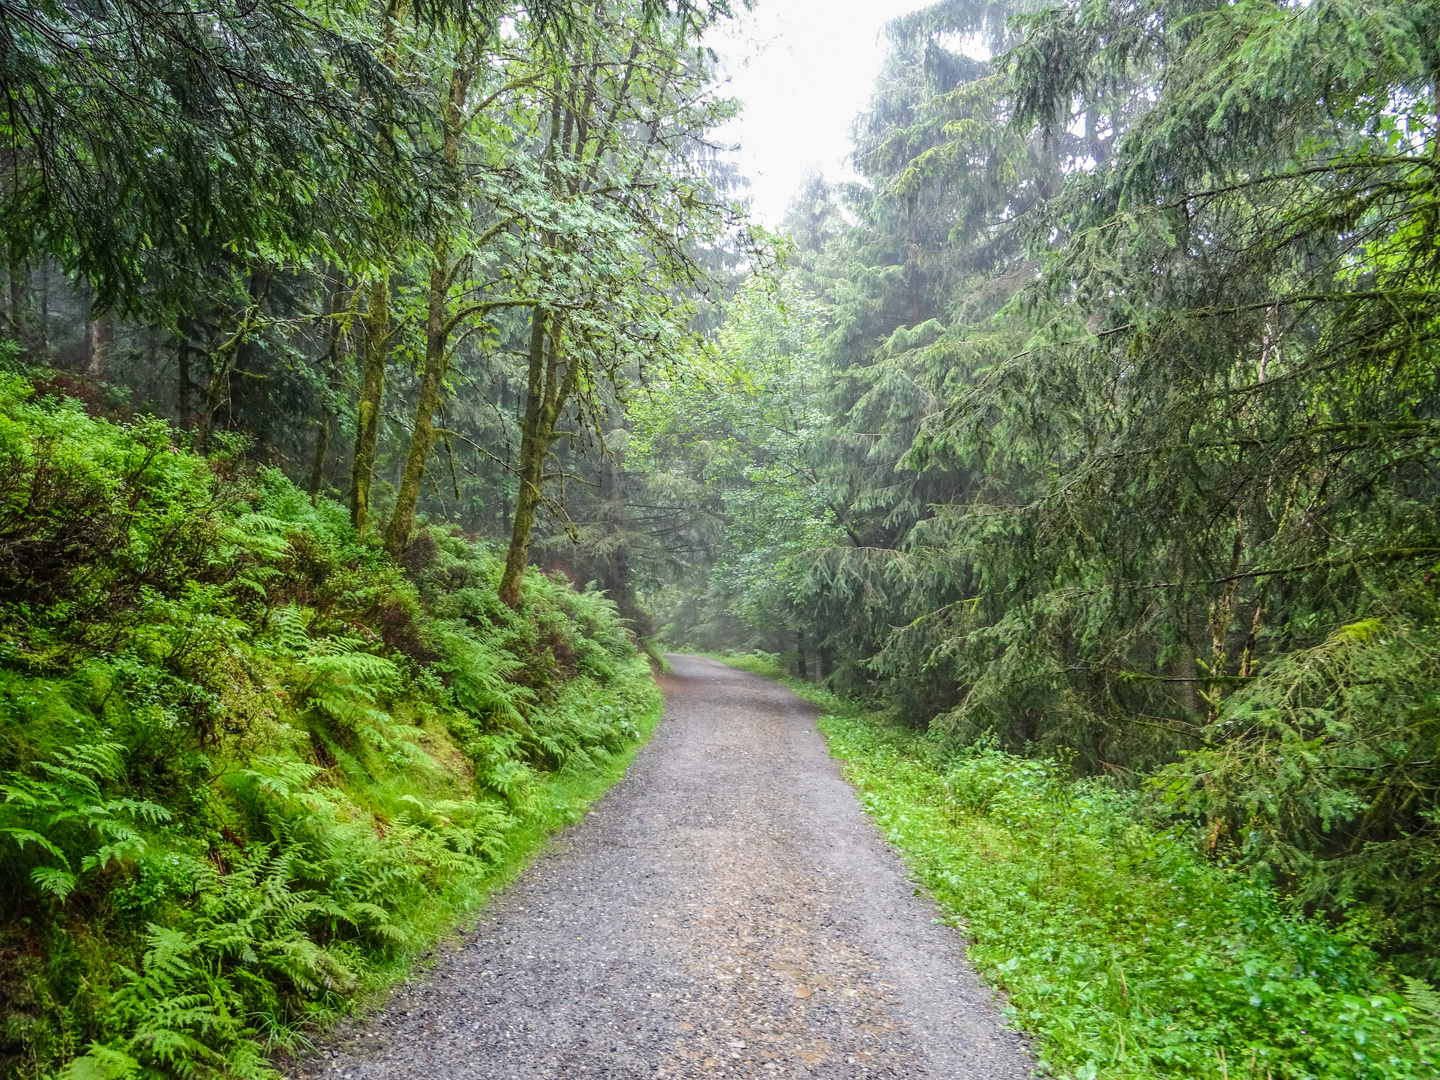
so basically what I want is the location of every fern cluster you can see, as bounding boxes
[0,384,660,1079]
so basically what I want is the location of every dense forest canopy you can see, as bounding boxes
[2,0,1440,1072]
[638,0,1440,978]
[0,0,755,600]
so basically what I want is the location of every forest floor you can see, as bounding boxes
[289,655,1032,1080]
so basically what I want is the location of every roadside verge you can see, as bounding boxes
[708,652,1440,1080]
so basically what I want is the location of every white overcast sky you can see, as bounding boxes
[706,0,933,225]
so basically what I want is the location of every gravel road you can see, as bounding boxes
[294,655,1033,1080]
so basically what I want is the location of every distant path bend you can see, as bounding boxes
[300,655,1033,1079]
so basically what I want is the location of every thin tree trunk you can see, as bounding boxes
[197,273,267,453]
[499,308,552,606]
[602,451,629,606]
[383,52,474,554]
[308,274,346,501]
[385,247,450,555]
[37,260,47,352]
[498,95,568,606]
[309,407,331,499]
[87,310,112,378]
[1203,510,1246,723]
[349,275,389,532]
[349,0,405,531]
[177,316,195,427]
[8,254,26,341]
[196,347,229,453]
[906,219,922,328]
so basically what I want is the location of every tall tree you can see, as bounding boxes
[492,2,744,605]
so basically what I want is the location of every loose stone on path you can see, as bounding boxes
[294,655,1033,1079]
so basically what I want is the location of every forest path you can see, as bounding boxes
[296,655,1032,1080]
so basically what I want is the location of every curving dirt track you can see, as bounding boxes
[295,655,1033,1079]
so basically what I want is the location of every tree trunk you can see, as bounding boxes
[308,405,331,497]
[1202,511,1246,723]
[499,308,552,606]
[308,274,347,501]
[37,260,47,352]
[7,254,27,342]
[906,219,922,328]
[177,316,196,427]
[195,346,229,453]
[347,0,405,530]
[196,273,267,453]
[385,247,450,555]
[349,275,389,532]
[602,452,629,607]
[498,96,572,606]
[382,46,478,551]
[86,309,112,378]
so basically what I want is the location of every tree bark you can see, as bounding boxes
[86,309,112,378]
[1202,510,1246,723]
[308,274,346,501]
[7,254,27,342]
[349,0,406,530]
[177,315,196,427]
[309,406,331,499]
[37,259,47,352]
[349,275,389,532]
[498,97,568,607]
[499,308,552,606]
[384,247,450,555]
[602,450,629,607]
[196,273,266,453]
[383,56,473,554]
[195,340,231,453]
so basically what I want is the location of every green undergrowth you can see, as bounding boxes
[711,652,1440,1080]
[0,376,661,1080]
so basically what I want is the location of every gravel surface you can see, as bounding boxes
[293,655,1034,1079]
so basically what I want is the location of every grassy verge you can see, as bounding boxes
[708,652,1440,1080]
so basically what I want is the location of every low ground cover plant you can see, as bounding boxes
[0,377,660,1079]
[716,652,1440,1080]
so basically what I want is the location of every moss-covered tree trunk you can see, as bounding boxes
[349,275,389,532]
[385,248,449,555]
[384,59,473,555]
[499,96,570,608]
[499,307,552,607]
[196,272,266,454]
[176,315,196,428]
[349,0,405,533]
